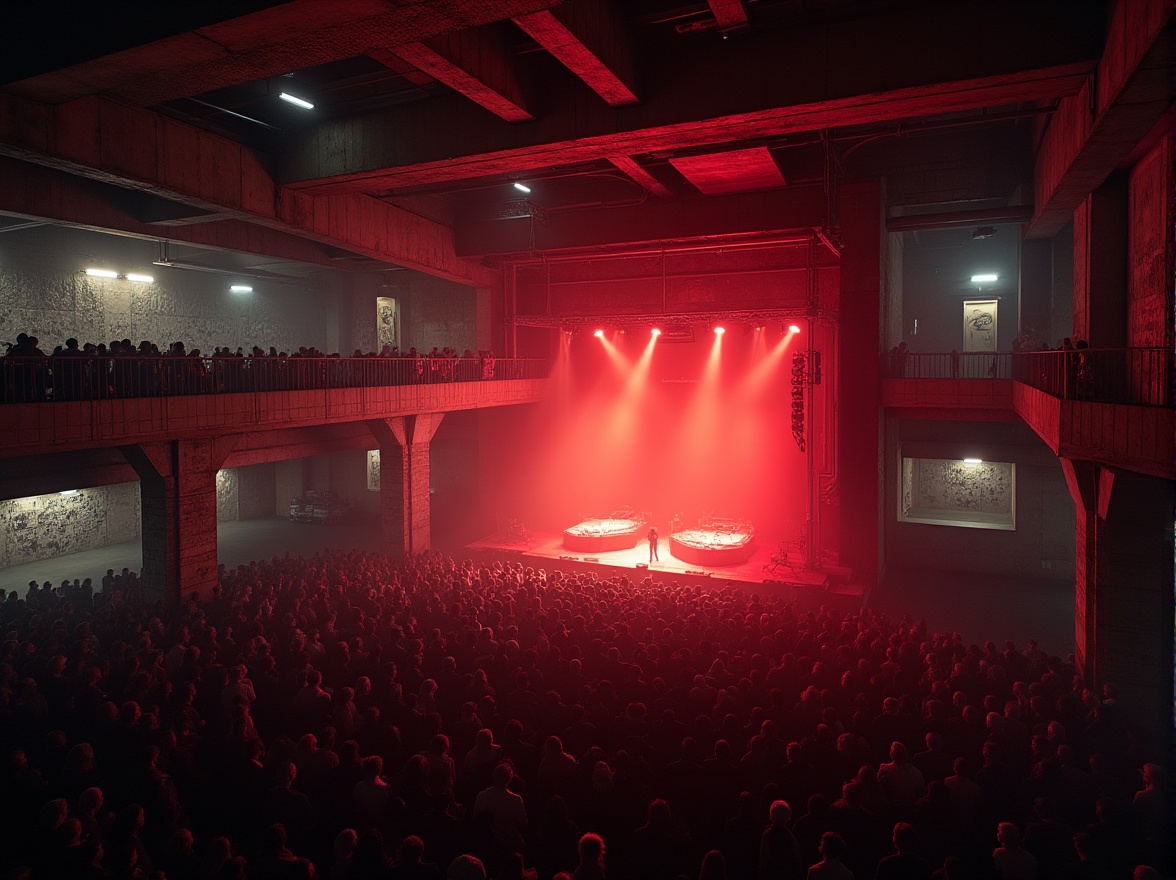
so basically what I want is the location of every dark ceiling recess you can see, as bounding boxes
[0,1,288,83]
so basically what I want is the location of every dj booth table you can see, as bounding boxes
[669,518,755,565]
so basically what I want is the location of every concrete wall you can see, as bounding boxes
[900,225,1021,352]
[0,483,140,567]
[885,419,1075,580]
[1127,137,1172,348]
[238,463,278,519]
[0,226,338,355]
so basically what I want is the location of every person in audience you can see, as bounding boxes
[0,549,1166,880]
[806,833,853,880]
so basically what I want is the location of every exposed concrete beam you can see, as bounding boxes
[281,1,1098,191]
[708,0,750,33]
[0,94,498,286]
[513,0,638,107]
[455,185,825,256]
[223,424,377,468]
[1028,0,1175,238]
[384,25,534,122]
[608,156,674,198]
[5,0,563,106]
[0,156,378,273]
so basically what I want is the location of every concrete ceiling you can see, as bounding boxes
[0,0,1169,281]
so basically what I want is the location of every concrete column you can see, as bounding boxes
[122,437,237,605]
[368,414,444,555]
[1072,173,1128,348]
[837,181,883,585]
[1061,459,1173,739]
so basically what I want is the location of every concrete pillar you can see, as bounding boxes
[368,414,444,555]
[837,181,883,585]
[122,437,237,605]
[1072,173,1128,348]
[1061,459,1173,739]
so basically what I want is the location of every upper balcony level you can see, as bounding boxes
[0,355,550,458]
[882,349,1174,479]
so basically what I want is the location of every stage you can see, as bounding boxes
[466,529,865,607]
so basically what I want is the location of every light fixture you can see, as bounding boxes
[714,326,726,335]
[513,182,532,193]
[126,273,154,283]
[279,92,314,110]
[230,284,253,294]
[963,458,983,464]
[593,329,604,338]
[788,324,801,333]
[972,226,996,240]
[59,489,78,496]
[971,274,998,283]
[85,268,117,278]
[651,328,662,337]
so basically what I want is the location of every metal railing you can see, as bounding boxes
[884,348,1172,407]
[0,356,551,403]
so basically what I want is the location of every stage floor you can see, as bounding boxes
[466,529,858,597]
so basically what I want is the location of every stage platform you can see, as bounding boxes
[466,529,865,607]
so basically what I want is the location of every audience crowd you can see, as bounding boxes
[0,551,1168,880]
[2,334,509,402]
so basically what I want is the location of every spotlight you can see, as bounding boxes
[126,273,154,283]
[593,329,604,338]
[971,274,998,283]
[651,328,662,337]
[513,182,532,193]
[279,92,314,110]
[85,268,118,278]
[714,326,725,335]
[754,326,764,333]
[788,324,801,333]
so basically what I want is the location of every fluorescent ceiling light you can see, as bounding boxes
[963,458,983,464]
[279,92,314,110]
[85,268,118,278]
[126,273,154,283]
[59,489,78,495]
[513,182,532,193]
[971,274,998,283]
[230,284,253,293]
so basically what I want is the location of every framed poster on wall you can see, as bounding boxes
[963,299,998,352]
[376,296,398,351]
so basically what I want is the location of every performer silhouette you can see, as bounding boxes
[647,527,659,563]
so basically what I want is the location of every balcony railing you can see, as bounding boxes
[884,348,1172,407]
[0,355,551,403]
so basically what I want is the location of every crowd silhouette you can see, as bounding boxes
[2,334,505,402]
[0,551,1168,880]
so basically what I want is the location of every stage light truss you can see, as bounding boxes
[510,307,834,330]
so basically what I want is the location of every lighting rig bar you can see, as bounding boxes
[511,308,836,330]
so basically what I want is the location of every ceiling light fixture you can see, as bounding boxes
[59,489,79,495]
[513,182,532,193]
[788,324,801,333]
[279,92,314,110]
[126,273,154,283]
[651,328,662,337]
[85,268,118,278]
[971,274,998,283]
[593,329,604,338]
[963,458,983,464]
[714,326,726,335]
[230,284,253,294]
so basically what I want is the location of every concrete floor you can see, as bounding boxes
[0,517,1077,658]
